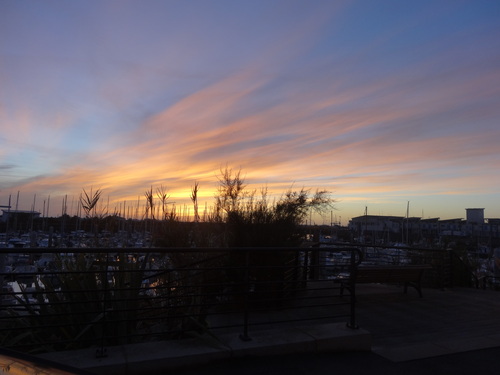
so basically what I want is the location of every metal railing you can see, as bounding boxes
[1,243,477,356]
[0,246,363,355]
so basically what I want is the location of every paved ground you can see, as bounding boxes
[172,347,500,375]
[171,284,500,375]
[355,284,500,362]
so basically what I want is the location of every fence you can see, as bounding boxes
[0,243,475,356]
[0,246,362,355]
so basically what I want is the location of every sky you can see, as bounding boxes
[1,0,500,225]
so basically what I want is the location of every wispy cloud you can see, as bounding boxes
[1,1,499,220]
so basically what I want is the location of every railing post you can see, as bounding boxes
[96,252,109,358]
[303,250,309,284]
[347,249,358,329]
[310,244,320,280]
[448,249,454,288]
[0,253,4,309]
[239,249,251,341]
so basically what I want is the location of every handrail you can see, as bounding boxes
[2,243,469,356]
[0,246,361,355]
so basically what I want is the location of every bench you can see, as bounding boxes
[340,264,432,297]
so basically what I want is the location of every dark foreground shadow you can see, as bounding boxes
[0,347,95,375]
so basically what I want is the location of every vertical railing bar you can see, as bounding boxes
[96,252,109,358]
[347,249,359,329]
[303,249,309,283]
[239,249,251,341]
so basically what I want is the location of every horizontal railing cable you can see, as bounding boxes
[0,246,366,353]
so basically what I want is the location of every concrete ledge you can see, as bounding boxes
[221,327,317,357]
[373,335,500,362]
[298,323,372,352]
[38,323,371,374]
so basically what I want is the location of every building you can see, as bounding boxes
[466,208,484,225]
[1,209,41,223]
[348,208,500,246]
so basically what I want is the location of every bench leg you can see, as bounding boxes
[405,282,423,297]
[340,281,352,297]
[340,282,346,296]
[416,283,423,298]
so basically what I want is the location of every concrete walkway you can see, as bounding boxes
[354,284,500,362]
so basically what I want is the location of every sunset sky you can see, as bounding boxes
[1,0,500,224]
